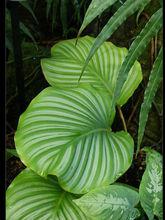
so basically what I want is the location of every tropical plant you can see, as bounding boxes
[77,0,163,155]
[6,36,162,219]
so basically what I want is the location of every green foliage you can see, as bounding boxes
[78,0,151,79]
[78,0,118,36]
[6,168,87,220]
[15,85,134,194]
[6,33,162,219]
[78,0,162,155]
[74,183,140,219]
[6,148,19,160]
[6,0,162,216]
[5,6,38,54]
[41,36,142,106]
[19,1,38,24]
[139,148,163,220]
[137,48,162,154]
[113,8,162,108]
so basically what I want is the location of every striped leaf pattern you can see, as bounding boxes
[6,168,87,220]
[78,0,150,79]
[74,183,140,220]
[139,148,163,220]
[41,36,142,106]
[15,86,134,194]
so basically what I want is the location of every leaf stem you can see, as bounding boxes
[117,106,127,132]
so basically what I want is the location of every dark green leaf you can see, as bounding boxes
[78,0,118,36]
[113,8,162,107]
[136,47,162,154]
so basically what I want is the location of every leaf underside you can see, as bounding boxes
[74,183,140,220]
[41,36,142,106]
[139,148,163,220]
[15,86,134,194]
[6,168,87,220]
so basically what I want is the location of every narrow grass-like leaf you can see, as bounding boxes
[15,86,134,194]
[74,183,140,220]
[78,0,118,36]
[52,0,59,31]
[139,148,162,220]
[136,47,162,155]
[60,0,68,37]
[136,5,145,25]
[79,0,151,80]
[19,1,38,24]
[46,0,54,19]
[41,36,142,106]
[6,168,87,220]
[113,8,162,106]
[20,22,38,50]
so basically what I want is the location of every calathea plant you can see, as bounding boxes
[6,37,162,219]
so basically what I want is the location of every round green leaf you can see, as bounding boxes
[41,36,142,106]
[139,148,163,220]
[6,168,87,220]
[74,183,140,220]
[15,86,134,194]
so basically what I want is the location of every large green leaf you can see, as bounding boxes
[78,0,151,79]
[74,183,140,219]
[6,168,87,220]
[41,36,142,106]
[137,47,163,155]
[78,0,118,36]
[139,148,163,220]
[15,86,134,194]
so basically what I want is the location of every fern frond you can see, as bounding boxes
[136,47,163,155]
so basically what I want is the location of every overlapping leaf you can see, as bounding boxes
[6,168,87,220]
[113,8,162,107]
[78,0,118,36]
[139,148,163,220]
[78,0,151,78]
[74,183,140,220]
[41,36,142,106]
[15,86,134,194]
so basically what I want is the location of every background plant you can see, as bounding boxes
[6,0,162,219]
